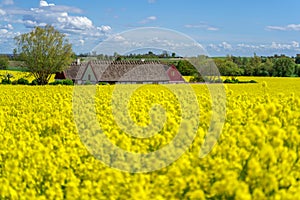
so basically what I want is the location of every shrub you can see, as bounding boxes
[17,78,30,85]
[1,79,11,84]
[30,79,38,85]
[1,73,13,84]
[249,80,258,83]
[49,79,73,85]
[62,79,74,85]
[0,55,9,70]
[99,82,109,85]
[49,80,63,85]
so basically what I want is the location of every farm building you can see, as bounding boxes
[55,60,186,84]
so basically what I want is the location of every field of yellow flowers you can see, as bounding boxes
[1,77,300,199]
[0,70,55,83]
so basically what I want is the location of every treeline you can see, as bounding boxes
[173,54,300,78]
[214,54,300,77]
[89,51,179,60]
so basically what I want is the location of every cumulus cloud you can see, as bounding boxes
[39,0,55,7]
[266,24,300,31]
[11,0,112,39]
[0,0,112,53]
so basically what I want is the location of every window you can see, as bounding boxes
[171,71,175,76]
[88,74,91,81]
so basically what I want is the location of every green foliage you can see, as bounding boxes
[0,55,9,70]
[99,82,109,85]
[273,57,295,77]
[49,79,74,85]
[15,25,73,85]
[295,65,300,77]
[223,77,257,84]
[295,56,300,64]
[215,59,243,78]
[212,54,299,77]
[30,79,38,85]
[176,60,197,76]
[189,75,205,83]
[17,78,30,85]
[0,73,13,84]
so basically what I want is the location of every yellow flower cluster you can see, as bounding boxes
[0,70,55,82]
[0,78,300,199]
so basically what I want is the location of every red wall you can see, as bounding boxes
[166,65,185,82]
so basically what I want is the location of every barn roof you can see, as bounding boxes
[60,60,173,82]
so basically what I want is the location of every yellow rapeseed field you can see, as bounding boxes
[0,77,300,199]
[0,70,55,83]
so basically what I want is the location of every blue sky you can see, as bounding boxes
[0,0,300,56]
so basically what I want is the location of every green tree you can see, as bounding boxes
[258,58,273,76]
[273,57,295,77]
[215,59,243,78]
[176,60,197,76]
[0,55,9,70]
[15,25,73,85]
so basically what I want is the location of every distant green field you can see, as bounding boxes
[7,61,27,72]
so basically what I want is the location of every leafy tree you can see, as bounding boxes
[273,57,295,77]
[15,25,73,85]
[176,60,197,76]
[295,65,300,77]
[215,59,243,78]
[295,56,300,64]
[258,58,273,76]
[0,55,9,70]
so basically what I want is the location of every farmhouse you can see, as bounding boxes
[55,60,186,84]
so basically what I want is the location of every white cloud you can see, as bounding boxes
[97,25,112,32]
[40,0,55,7]
[140,16,157,24]
[0,8,6,15]
[5,24,13,30]
[266,24,300,31]
[0,0,112,53]
[185,23,219,31]
[292,41,299,48]
[270,42,291,50]
[110,35,126,42]
[2,0,14,5]
[206,41,300,56]
[219,42,232,50]
[79,39,84,45]
[147,16,157,21]
[0,29,8,34]
[16,0,110,38]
